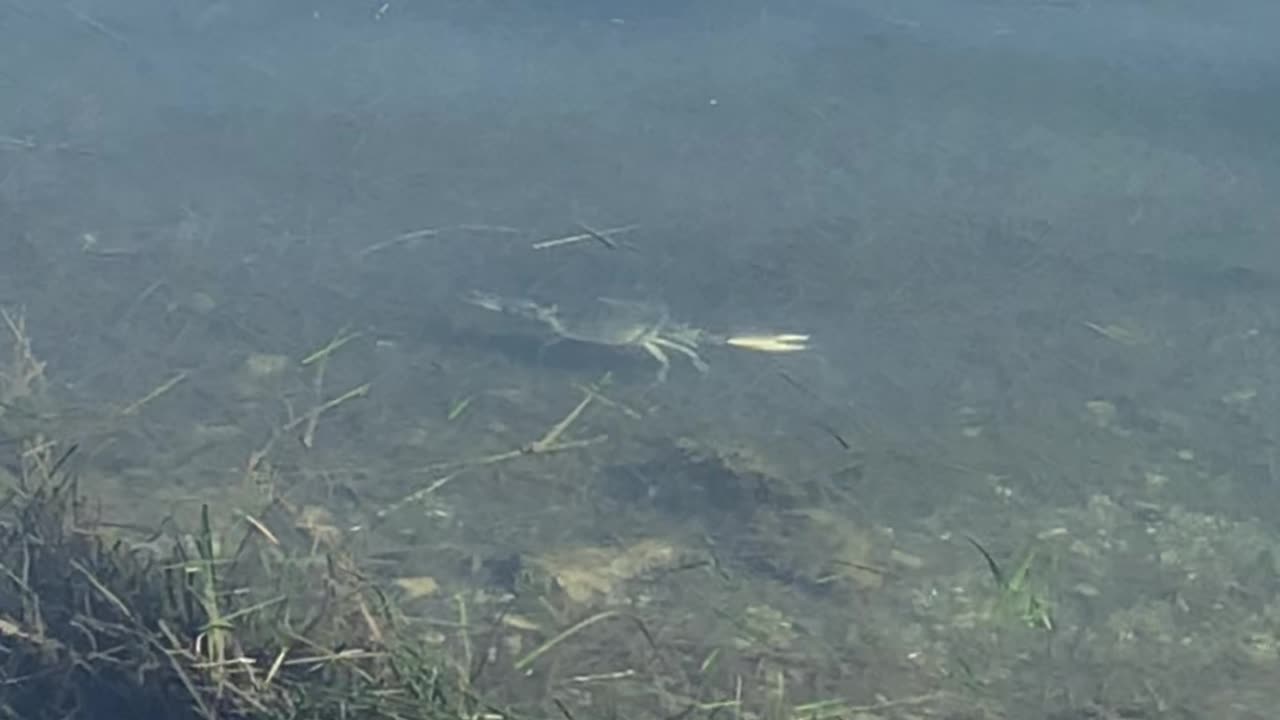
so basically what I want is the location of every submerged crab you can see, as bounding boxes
[464,291,811,382]
[465,291,710,382]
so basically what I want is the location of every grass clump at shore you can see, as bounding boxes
[0,438,469,720]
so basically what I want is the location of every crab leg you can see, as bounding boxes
[640,342,672,383]
[651,337,709,373]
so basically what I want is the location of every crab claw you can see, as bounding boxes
[725,333,811,353]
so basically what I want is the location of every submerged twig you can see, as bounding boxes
[514,610,656,672]
[531,224,638,251]
[118,371,188,416]
[300,328,362,367]
[375,472,459,520]
[421,388,605,473]
[358,224,522,258]
[284,382,371,441]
